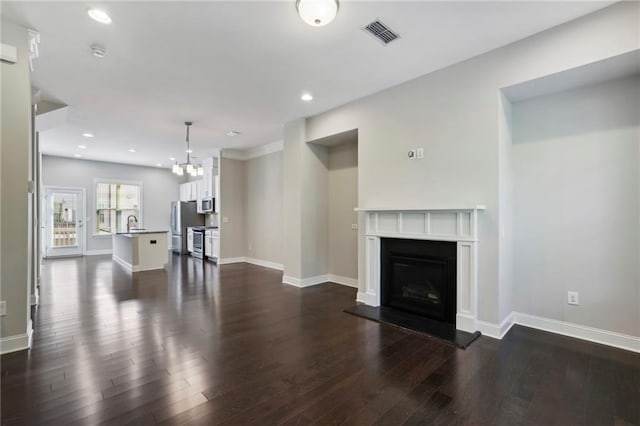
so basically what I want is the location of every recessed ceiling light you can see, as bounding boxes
[301,93,313,101]
[78,145,87,149]
[128,149,136,153]
[82,133,94,138]
[74,154,82,158]
[88,9,112,24]
[227,131,241,137]
[185,149,193,154]
[156,163,162,167]
[169,157,175,161]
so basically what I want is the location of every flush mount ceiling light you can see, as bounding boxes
[296,0,339,27]
[128,148,136,153]
[88,9,112,24]
[226,130,241,137]
[172,122,204,177]
[82,133,94,138]
[301,93,313,101]
[78,145,87,149]
[74,154,82,158]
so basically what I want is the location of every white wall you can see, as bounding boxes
[0,19,33,345]
[296,2,639,325]
[512,75,639,336]
[328,141,358,280]
[41,155,182,253]
[245,151,283,264]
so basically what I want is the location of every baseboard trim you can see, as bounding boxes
[356,291,379,306]
[217,257,246,265]
[1,320,33,355]
[476,312,515,339]
[513,312,639,353]
[327,274,358,288]
[244,257,283,271]
[85,249,113,256]
[112,254,133,272]
[283,274,329,288]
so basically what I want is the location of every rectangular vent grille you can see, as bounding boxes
[363,20,399,45]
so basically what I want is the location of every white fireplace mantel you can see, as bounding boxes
[356,206,484,333]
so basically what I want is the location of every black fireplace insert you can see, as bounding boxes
[380,238,457,325]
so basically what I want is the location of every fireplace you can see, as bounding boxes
[381,238,457,324]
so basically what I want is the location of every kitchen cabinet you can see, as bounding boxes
[187,228,194,253]
[205,229,219,260]
[203,157,215,198]
[179,180,202,202]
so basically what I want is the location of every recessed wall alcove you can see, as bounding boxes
[499,50,640,338]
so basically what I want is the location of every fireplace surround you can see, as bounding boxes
[355,206,484,333]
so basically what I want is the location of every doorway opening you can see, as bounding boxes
[43,187,85,257]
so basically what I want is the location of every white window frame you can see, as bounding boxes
[93,178,143,236]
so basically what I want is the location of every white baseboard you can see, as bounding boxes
[356,291,379,306]
[512,312,639,353]
[0,319,32,355]
[244,257,283,271]
[283,274,330,288]
[476,312,515,339]
[112,254,133,272]
[85,249,112,256]
[327,274,358,288]
[217,257,246,265]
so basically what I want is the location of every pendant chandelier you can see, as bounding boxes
[172,121,204,177]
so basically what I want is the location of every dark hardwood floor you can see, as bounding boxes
[1,255,638,425]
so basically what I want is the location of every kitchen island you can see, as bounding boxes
[112,230,169,273]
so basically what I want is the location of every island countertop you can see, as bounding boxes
[115,229,169,237]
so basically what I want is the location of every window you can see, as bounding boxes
[95,181,141,234]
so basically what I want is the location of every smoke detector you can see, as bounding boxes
[91,44,106,58]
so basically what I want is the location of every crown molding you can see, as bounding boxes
[221,140,283,161]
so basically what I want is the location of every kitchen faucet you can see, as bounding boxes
[127,215,138,233]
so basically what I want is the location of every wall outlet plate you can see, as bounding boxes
[416,148,424,159]
[568,291,579,305]
[0,301,6,316]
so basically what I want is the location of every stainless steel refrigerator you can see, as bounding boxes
[171,201,204,254]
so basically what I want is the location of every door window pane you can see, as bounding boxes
[51,193,77,247]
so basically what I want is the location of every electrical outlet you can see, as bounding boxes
[416,148,424,159]
[407,149,416,160]
[351,224,358,230]
[567,291,579,305]
[0,301,6,316]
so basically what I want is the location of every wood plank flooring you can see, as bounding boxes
[1,254,638,425]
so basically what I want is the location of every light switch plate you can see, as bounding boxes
[351,224,358,230]
[222,217,229,223]
[567,291,579,305]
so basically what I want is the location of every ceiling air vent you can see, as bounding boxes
[363,20,399,45]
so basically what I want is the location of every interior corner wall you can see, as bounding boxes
[0,19,32,341]
[41,155,182,252]
[244,151,283,264]
[303,2,639,325]
[512,75,640,337]
[498,93,514,322]
[282,119,305,279]
[328,141,358,280]
[220,157,246,259]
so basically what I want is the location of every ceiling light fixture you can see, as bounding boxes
[296,0,339,27]
[88,9,112,24]
[78,145,87,149]
[172,121,204,177]
[169,157,175,161]
[301,93,313,101]
[128,148,136,153]
[82,133,94,138]
[74,154,82,158]
[156,163,162,167]
[227,131,241,137]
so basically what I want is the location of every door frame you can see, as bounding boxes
[42,185,86,258]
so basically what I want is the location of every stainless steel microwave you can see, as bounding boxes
[200,197,214,214]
